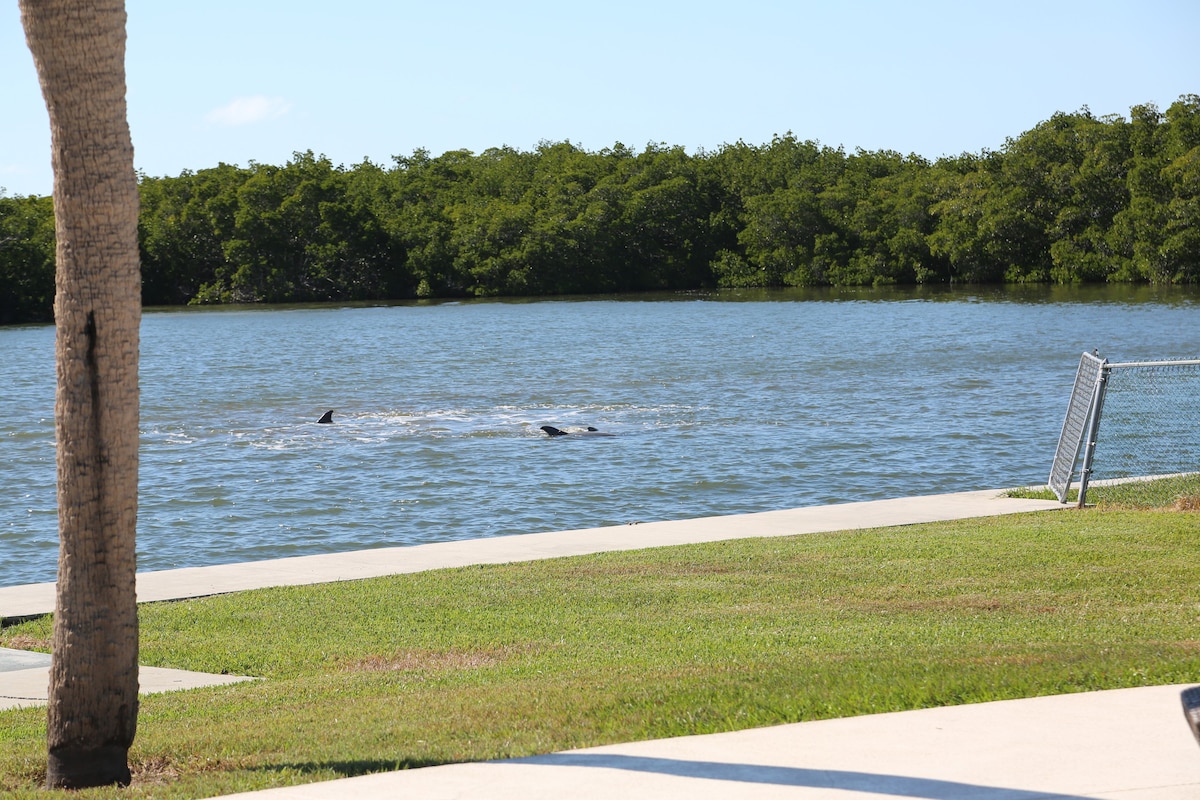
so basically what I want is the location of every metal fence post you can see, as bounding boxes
[1076,363,1111,508]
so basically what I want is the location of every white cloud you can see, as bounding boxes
[205,95,292,127]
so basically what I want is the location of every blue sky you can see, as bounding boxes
[2,0,1196,197]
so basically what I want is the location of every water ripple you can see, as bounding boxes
[2,290,1200,585]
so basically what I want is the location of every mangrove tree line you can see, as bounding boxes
[2,96,1198,324]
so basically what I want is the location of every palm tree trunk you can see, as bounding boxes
[19,0,142,789]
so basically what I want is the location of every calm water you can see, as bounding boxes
[3,286,1199,587]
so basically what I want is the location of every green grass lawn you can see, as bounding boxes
[3,499,1199,797]
[1008,472,1200,508]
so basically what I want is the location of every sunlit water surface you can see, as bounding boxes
[3,286,1198,587]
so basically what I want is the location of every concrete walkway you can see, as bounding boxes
[5,488,1198,797]
[0,488,1063,620]
[210,684,1200,800]
[2,489,1063,712]
[0,647,254,711]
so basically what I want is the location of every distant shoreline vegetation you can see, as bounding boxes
[2,96,1198,326]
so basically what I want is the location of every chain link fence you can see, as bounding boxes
[1050,353,1200,506]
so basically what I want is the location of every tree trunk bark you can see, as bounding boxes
[19,0,141,789]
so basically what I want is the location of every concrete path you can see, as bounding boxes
[210,684,1200,800]
[0,647,254,711]
[0,488,1064,621]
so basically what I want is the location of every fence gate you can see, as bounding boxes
[1049,351,1200,506]
[1048,351,1107,504]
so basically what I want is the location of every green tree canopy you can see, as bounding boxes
[3,97,1199,325]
